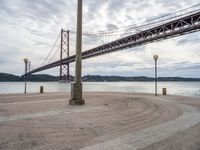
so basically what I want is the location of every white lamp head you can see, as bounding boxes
[153,55,159,61]
[24,58,28,63]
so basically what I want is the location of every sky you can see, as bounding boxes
[0,0,200,77]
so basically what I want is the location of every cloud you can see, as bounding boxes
[0,0,200,77]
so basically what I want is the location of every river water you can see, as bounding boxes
[0,82,200,97]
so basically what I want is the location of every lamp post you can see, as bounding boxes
[28,61,31,73]
[153,55,159,96]
[70,0,85,105]
[24,58,28,94]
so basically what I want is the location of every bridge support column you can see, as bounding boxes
[59,29,70,82]
[70,0,85,105]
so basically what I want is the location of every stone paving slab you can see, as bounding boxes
[0,92,199,150]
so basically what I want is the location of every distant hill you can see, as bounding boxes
[0,73,23,82]
[0,73,200,82]
[0,73,61,82]
[82,75,153,82]
[82,75,200,82]
[29,74,59,82]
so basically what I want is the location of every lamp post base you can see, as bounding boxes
[70,82,85,105]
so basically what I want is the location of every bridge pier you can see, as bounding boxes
[59,29,70,82]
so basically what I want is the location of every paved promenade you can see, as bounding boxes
[0,92,199,150]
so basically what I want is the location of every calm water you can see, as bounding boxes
[0,82,200,97]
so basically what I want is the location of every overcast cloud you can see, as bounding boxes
[0,0,200,77]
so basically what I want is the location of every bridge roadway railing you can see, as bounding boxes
[27,11,200,75]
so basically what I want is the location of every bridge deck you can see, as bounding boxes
[27,11,200,75]
[0,92,199,150]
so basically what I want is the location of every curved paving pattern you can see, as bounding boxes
[0,92,199,150]
[81,104,200,150]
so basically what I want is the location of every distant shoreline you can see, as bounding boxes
[1,81,200,83]
[1,73,200,82]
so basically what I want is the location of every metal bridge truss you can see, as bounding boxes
[27,11,200,75]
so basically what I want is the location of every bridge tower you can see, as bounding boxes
[59,29,70,82]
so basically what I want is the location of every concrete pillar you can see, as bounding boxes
[59,29,63,81]
[70,0,85,105]
[67,30,70,81]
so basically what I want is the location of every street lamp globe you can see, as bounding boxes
[24,58,28,63]
[153,55,159,61]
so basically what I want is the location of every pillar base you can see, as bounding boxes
[69,99,85,105]
[70,82,85,105]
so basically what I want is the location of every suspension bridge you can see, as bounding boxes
[26,4,200,81]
